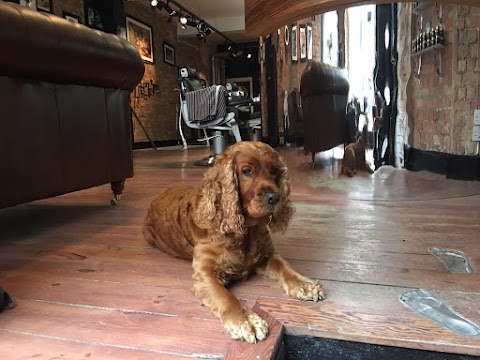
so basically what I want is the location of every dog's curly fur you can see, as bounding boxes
[143,141,324,343]
[341,124,374,177]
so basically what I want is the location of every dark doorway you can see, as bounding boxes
[264,36,279,147]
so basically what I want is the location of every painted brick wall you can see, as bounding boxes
[410,4,480,155]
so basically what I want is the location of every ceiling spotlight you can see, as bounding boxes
[197,21,207,32]
[179,15,187,25]
[163,1,176,16]
[150,0,158,6]
[247,53,252,59]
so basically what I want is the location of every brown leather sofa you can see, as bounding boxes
[0,2,145,209]
[300,61,350,165]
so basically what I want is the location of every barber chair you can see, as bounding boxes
[178,67,260,165]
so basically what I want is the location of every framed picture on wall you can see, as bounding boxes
[299,24,307,61]
[126,16,154,63]
[284,25,289,46]
[36,0,51,12]
[291,24,298,62]
[63,11,80,24]
[307,23,313,60]
[86,5,103,30]
[163,42,175,66]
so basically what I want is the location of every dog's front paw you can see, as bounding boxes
[223,308,269,343]
[286,278,325,302]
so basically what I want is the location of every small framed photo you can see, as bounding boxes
[284,25,289,46]
[163,42,175,66]
[307,23,313,60]
[299,24,307,61]
[63,11,80,24]
[126,16,154,63]
[291,24,298,63]
[36,0,52,12]
[86,6,103,30]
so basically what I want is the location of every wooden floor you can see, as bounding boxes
[1,144,480,359]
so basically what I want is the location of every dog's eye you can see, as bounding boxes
[270,167,279,177]
[242,168,253,177]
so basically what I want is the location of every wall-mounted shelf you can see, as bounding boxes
[412,2,444,77]
[412,43,444,57]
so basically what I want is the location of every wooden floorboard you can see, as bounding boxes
[0,331,194,360]
[1,145,480,358]
[257,280,480,356]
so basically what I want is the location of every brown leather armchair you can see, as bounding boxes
[0,2,144,209]
[300,61,350,166]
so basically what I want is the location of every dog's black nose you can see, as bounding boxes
[264,192,280,206]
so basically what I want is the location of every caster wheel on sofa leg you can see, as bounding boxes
[111,194,121,206]
[111,180,125,206]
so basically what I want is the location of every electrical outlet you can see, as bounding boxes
[473,125,480,142]
[474,109,480,125]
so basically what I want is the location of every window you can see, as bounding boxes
[322,11,339,67]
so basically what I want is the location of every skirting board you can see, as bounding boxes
[405,147,480,181]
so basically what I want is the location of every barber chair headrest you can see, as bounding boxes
[179,67,205,95]
[226,83,238,91]
[180,67,198,79]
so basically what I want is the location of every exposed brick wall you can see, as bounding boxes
[40,0,213,144]
[51,0,84,20]
[275,17,322,141]
[125,2,212,144]
[410,4,480,155]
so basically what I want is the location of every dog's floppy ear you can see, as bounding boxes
[269,157,294,233]
[194,151,244,237]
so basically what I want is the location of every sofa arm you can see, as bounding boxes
[0,2,144,91]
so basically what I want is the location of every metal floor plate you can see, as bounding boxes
[400,289,480,337]
[428,247,474,274]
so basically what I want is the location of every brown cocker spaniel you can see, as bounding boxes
[143,141,324,343]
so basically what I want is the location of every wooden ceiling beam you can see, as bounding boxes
[245,0,479,37]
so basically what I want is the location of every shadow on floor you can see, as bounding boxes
[279,335,479,360]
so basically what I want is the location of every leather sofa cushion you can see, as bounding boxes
[0,2,144,91]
